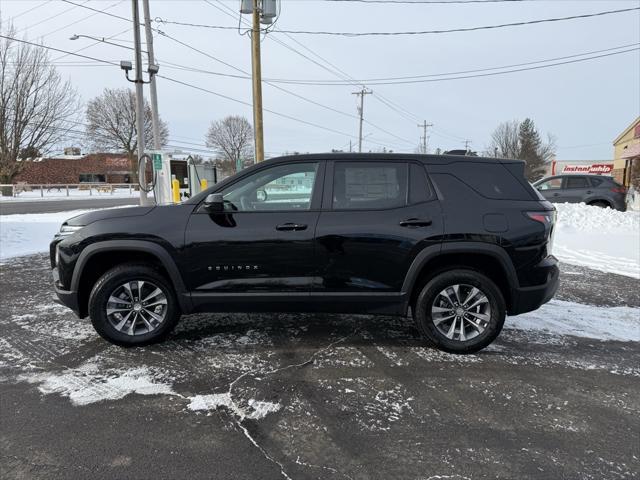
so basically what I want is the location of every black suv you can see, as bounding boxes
[51,154,559,354]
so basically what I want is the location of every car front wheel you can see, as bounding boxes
[88,263,180,346]
[413,269,506,354]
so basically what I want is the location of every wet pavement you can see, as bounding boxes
[1,254,639,479]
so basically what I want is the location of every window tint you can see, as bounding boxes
[222,162,318,211]
[450,163,533,200]
[333,162,407,210]
[537,178,562,190]
[409,163,431,204]
[589,177,604,187]
[565,176,588,189]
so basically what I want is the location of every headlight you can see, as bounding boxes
[58,224,83,237]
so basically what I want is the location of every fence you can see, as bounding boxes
[0,183,140,199]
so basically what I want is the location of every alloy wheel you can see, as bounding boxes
[430,283,491,341]
[105,280,168,336]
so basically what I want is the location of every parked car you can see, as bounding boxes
[533,174,627,211]
[51,153,559,354]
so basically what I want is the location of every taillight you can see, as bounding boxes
[526,211,554,225]
[611,186,627,194]
[526,210,556,256]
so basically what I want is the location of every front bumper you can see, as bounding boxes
[510,255,560,315]
[52,267,79,316]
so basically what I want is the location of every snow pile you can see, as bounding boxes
[0,210,91,260]
[553,203,640,278]
[508,299,640,342]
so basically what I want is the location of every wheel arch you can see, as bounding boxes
[401,242,518,316]
[587,197,612,207]
[72,240,191,318]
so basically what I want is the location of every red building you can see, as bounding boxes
[15,153,134,184]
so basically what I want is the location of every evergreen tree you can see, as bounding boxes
[518,118,547,182]
[488,118,555,182]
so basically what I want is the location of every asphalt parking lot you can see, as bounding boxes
[1,255,639,480]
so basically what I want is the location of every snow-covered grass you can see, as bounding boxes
[0,188,139,202]
[554,203,640,278]
[0,210,91,260]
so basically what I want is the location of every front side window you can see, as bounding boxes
[537,178,562,190]
[333,162,407,210]
[565,176,588,189]
[221,162,318,211]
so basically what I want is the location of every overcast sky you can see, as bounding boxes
[1,0,639,160]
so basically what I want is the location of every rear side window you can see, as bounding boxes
[449,162,533,200]
[589,177,604,187]
[409,163,432,204]
[565,176,588,189]
[333,162,407,210]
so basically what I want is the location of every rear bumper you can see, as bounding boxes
[52,268,80,316]
[510,256,559,315]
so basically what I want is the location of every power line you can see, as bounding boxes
[39,1,125,39]
[0,34,119,65]
[155,7,639,36]
[204,1,418,144]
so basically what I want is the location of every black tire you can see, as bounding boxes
[413,269,506,354]
[88,263,180,347]
[589,201,610,209]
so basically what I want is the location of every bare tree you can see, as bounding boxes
[85,87,169,179]
[487,118,556,182]
[205,115,254,173]
[0,25,80,193]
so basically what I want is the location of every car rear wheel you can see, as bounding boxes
[88,263,180,346]
[413,269,506,354]
[589,200,610,209]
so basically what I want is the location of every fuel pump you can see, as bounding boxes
[148,150,173,205]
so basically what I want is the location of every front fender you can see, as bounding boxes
[70,240,192,313]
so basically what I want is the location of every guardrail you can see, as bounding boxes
[0,183,140,198]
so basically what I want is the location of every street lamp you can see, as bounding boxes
[69,34,147,54]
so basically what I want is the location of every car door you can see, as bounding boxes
[313,160,443,312]
[562,176,590,203]
[535,176,564,202]
[183,161,324,305]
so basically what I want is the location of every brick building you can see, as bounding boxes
[15,153,134,184]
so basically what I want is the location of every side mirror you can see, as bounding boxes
[204,193,224,212]
[256,189,268,202]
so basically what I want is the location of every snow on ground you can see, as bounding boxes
[0,188,139,202]
[553,203,640,279]
[0,210,92,260]
[507,299,640,342]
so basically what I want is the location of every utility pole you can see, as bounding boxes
[131,0,148,206]
[352,88,372,153]
[418,120,433,154]
[464,139,472,153]
[251,0,265,162]
[142,0,160,151]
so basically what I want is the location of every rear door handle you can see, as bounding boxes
[276,223,307,231]
[399,218,432,227]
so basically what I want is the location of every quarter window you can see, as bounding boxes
[333,162,407,210]
[565,176,588,189]
[221,163,318,211]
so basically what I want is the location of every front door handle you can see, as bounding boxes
[276,223,307,231]
[399,218,432,227]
